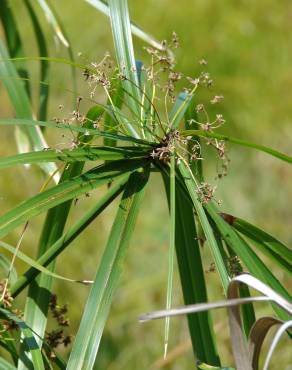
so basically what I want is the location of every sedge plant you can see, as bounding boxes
[0,0,291,369]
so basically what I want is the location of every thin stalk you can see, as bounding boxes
[164,152,176,358]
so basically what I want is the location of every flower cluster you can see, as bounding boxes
[53,32,229,206]
[45,294,72,359]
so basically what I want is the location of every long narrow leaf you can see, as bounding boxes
[0,241,92,284]
[85,0,172,55]
[10,176,128,297]
[0,146,148,169]
[221,213,292,273]
[35,0,68,47]
[0,0,30,95]
[184,96,203,181]
[178,161,230,292]
[0,118,153,146]
[0,159,147,240]
[109,0,141,120]
[35,0,77,107]
[181,130,292,164]
[169,90,197,129]
[24,0,50,121]
[67,167,149,370]
[104,77,124,147]
[0,41,58,181]
[19,105,126,359]
[0,308,45,370]
[164,154,176,357]
[162,170,220,365]
[205,203,291,321]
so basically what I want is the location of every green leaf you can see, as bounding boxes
[170,90,196,129]
[24,0,49,121]
[67,167,149,370]
[222,240,256,336]
[139,61,155,141]
[109,0,141,122]
[0,41,58,180]
[181,130,292,164]
[162,170,220,365]
[19,161,144,357]
[0,0,30,95]
[164,153,176,357]
[221,214,292,273]
[19,105,122,360]
[0,118,152,146]
[0,308,45,370]
[10,176,128,297]
[35,0,68,47]
[184,96,203,181]
[85,0,172,55]
[0,241,91,284]
[0,146,148,170]
[104,79,124,147]
[205,202,291,320]
[178,161,230,293]
[0,159,147,240]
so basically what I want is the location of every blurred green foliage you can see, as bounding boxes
[0,0,291,368]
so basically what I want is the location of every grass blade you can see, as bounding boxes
[85,0,172,54]
[10,176,128,297]
[178,161,230,293]
[109,0,141,120]
[140,297,270,322]
[0,159,147,239]
[0,0,30,95]
[164,154,176,358]
[181,130,292,164]
[19,104,138,360]
[169,89,197,129]
[0,118,153,146]
[184,96,203,181]
[0,308,45,370]
[0,41,58,181]
[162,170,220,365]
[35,0,68,47]
[24,0,49,121]
[104,77,124,147]
[67,167,149,370]
[35,0,77,107]
[0,146,148,169]
[0,241,92,284]
[221,213,292,273]
[205,203,291,321]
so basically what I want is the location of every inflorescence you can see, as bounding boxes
[51,32,229,206]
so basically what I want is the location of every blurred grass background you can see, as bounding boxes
[0,0,291,368]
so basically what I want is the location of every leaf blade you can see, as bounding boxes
[181,130,292,164]
[67,167,149,370]
[178,161,230,292]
